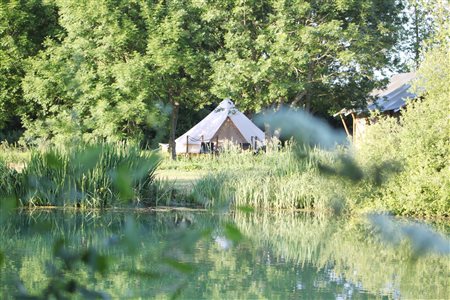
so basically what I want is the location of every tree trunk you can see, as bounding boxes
[169,101,179,160]
[414,2,420,67]
[304,61,313,112]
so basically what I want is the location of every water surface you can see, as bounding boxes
[0,210,448,299]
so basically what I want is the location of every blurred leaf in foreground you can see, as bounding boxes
[163,258,194,274]
[122,216,139,254]
[317,155,364,182]
[44,151,64,169]
[257,108,348,150]
[368,214,450,257]
[224,223,243,243]
[113,163,134,202]
[0,196,16,221]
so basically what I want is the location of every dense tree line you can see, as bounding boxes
[0,0,436,152]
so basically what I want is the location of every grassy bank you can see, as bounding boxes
[180,136,448,217]
[1,138,448,217]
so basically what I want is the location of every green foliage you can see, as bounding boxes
[1,0,409,146]
[209,0,405,113]
[356,45,450,216]
[14,143,161,207]
[400,0,450,67]
[0,0,60,131]
[144,1,215,108]
[21,0,165,145]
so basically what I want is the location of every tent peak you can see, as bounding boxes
[175,98,265,154]
[218,98,235,109]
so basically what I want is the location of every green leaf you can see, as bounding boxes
[0,196,17,220]
[237,205,254,214]
[75,146,101,172]
[163,258,194,274]
[44,151,63,169]
[82,249,109,275]
[224,223,243,243]
[113,163,134,202]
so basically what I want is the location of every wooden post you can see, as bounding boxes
[339,114,351,138]
[251,136,254,150]
[351,113,357,142]
[216,135,219,152]
[186,135,189,154]
[201,135,204,154]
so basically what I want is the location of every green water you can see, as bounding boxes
[0,210,449,299]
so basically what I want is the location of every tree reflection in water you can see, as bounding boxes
[1,210,449,299]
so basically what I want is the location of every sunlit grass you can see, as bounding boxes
[182,143,347,211]
[0,142,30,172]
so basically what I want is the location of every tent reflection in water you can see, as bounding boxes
[175,99,265,154]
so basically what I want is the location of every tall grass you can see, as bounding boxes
[0,142,30,172]
[186,142,347,211]
[0,159,19,197]
[4,143,162,208]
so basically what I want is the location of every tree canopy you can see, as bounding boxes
[0,0,60,137]
[1,0,439,146]
[210,0,405,115]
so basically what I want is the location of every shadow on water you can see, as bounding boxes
[0,210,448,299]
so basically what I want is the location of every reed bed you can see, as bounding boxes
[0,159,18,197]
[1,143,163,208]
[185,143,347,211]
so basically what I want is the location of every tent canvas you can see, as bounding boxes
[175,99,265,154]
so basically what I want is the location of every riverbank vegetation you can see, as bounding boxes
[0,143,166,208]
[189,43,450,217]
[0,0,448,217]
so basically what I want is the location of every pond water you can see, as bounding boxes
[0,210,449,299]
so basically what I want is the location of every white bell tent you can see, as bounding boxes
[175,99,265,154]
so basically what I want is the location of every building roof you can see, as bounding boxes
[334,72,417,117]
[368,72,417,113]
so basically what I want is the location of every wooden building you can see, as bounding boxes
[334,72,417,142]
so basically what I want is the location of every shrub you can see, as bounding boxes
[356,46,450,216]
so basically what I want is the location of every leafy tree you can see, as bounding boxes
[143,1,220,159]
[358,45,449,216]
[210,0,406,115]
[22,0,163,145]
[4,0,413,148]
[0,0,59,139]
[400,0,449,67]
